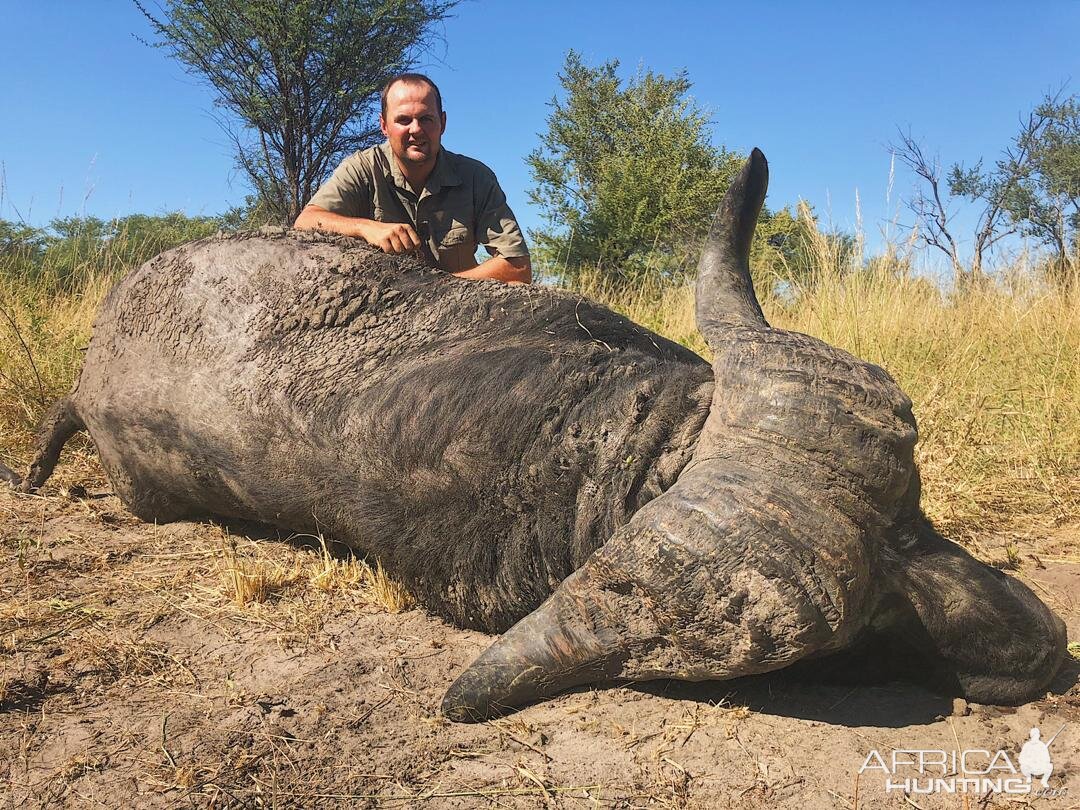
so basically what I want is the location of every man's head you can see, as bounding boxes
[379,73,446,175]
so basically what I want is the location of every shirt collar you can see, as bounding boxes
[427,148,461,193]
[379,141,460,196]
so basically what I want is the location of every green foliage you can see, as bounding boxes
[218,194,276,231]
[1010,92,1080,282]
[528,52,811,289]
[0,213,221,294]
[527,52,743,285]
[918,90,1080,284]
[750,204,858,292]
[0,220,49,261]
[137,0,456,224]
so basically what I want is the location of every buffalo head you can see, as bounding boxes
[442,149,1066,721]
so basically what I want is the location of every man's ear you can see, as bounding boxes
[379,115,389,139]
[440,111,447,134]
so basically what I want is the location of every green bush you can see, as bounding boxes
[528,52,828,292]
[0,212,222,295]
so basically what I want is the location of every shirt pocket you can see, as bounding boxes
[438,224,471,247]
[433,224,476,273]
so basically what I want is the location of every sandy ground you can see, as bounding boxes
[2,461,1079,809]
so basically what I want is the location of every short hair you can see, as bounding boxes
[380,73,443,117]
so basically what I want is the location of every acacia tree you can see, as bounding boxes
[527,51,745,285]
[1008,92,1080,282]
[893,128,1030,285]
[894,91,1080,285]
[137,0,455,224]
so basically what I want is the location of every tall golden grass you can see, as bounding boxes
[0,213,220,458]
[2,216,1077,547]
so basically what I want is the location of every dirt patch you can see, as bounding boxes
[2,467,1079,808]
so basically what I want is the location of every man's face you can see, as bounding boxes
[380,80,446,171]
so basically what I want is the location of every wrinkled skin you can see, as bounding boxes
[3,151,1065,722]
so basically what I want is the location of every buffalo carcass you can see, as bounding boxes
[2,150,1065,721]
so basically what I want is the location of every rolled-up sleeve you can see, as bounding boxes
[307,153,374,218]
[475,171,530,259]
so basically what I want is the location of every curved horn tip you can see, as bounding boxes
[439,582,625,722]
[440,666,498,723]
[440,662,549,723]
[695,145,771,334]
[741,147,768,196]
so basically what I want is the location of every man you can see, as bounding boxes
[294,73,531,283]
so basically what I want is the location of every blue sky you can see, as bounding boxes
[2,1,1077,261]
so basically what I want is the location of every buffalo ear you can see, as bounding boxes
[695,147,770,344]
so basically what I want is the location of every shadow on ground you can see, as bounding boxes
[630,637,1080,728]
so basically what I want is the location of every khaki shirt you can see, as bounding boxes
[308,142,530,273]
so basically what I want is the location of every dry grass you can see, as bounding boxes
[774,270,1078,544]
[0,272,110,461]
[0,503,413,685]
[218,530,412,612]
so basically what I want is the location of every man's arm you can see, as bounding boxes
[468,163,532,283]
[294,205,421,254]
[452,255,532,284]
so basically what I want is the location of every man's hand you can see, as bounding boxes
[294,205,420,255]
[358,220,422,255]
[294,206,531,281]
